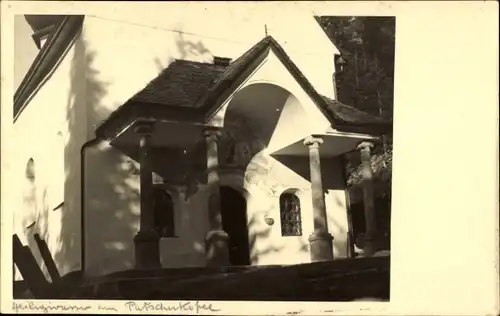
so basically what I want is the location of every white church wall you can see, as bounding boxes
[243,152,314,265]
[240,153,349,264]
[83,145,210,275]
[83,141,140,276]
[158,187,209,269]
[12,31,88,280]
[12,8,345,279]
[323,157,350,259]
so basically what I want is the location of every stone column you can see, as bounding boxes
[133,122,161,269]
[357,141,378,257]
[203,127,230,266]
[304,136,334,262]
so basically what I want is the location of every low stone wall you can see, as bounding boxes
[69,256,389,301]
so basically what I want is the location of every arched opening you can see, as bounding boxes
[223,83,303,151]
[220,186,250,265]
[152,187,175,238]
[279,190,303,236]
[24,158,37,219]
[26,158,35,181]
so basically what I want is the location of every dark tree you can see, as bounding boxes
[317,16,395,248]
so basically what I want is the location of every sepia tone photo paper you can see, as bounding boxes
[1,1,499,315]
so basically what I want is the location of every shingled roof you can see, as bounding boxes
[97,35,389,139]
[130,60,226,108]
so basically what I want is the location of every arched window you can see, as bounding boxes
[280,191,302,236]
[153,187,175,238]
[26,158,35,181]
[24,158,37,229]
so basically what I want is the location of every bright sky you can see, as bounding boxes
[14,15,39,91]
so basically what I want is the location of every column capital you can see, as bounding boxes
[134,121,155,136]
[303,136,324,149]
[356,141,375,151]
[203,126,222,139]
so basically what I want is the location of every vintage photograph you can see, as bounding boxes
[12,12,394,301]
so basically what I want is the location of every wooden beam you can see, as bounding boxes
[12,234,53,299]
[34,233,61,285]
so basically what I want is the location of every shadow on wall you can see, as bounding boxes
[20,175,51,280]
[217,172,286,265]
[79,30,219,274]
[248,211,284,264]
[44,29,142,277]
[153,31,213,73]
[270,154,347,258]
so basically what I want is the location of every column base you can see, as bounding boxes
[205,230,230,267]
[359,232,380,257]
[309,231,334,262]
[134,230,161,270]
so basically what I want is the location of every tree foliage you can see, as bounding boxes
[317,16,395,120]
[316,16,395,202]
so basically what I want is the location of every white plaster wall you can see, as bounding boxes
[12,31,87,280]
[267,95,310,153]
[243,152,315,265]
[158,186,208,269]
[83,141,139,275]
[175,149,349,266]
[324,157,350,259]
[84,143,210,275]
[242,154,348,263]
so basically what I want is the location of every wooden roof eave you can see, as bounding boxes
[14,15,85,120]
[94,100,206,142]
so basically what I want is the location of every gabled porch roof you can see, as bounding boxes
[95,35,390,142]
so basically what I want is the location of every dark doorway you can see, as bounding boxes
[220,186,251,266]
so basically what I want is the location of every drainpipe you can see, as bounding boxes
[80,138,100,273]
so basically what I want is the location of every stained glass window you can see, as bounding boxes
[280,192,302,236]
[153,188,175,238]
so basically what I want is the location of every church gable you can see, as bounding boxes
[207,40,334,136]
[96,35,385,141]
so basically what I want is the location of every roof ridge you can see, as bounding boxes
[194,35,274,111]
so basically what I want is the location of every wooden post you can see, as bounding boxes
[34,233,61,285]
[133,121,161,269]
[204,126,230,266]
[13,234,54,299]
